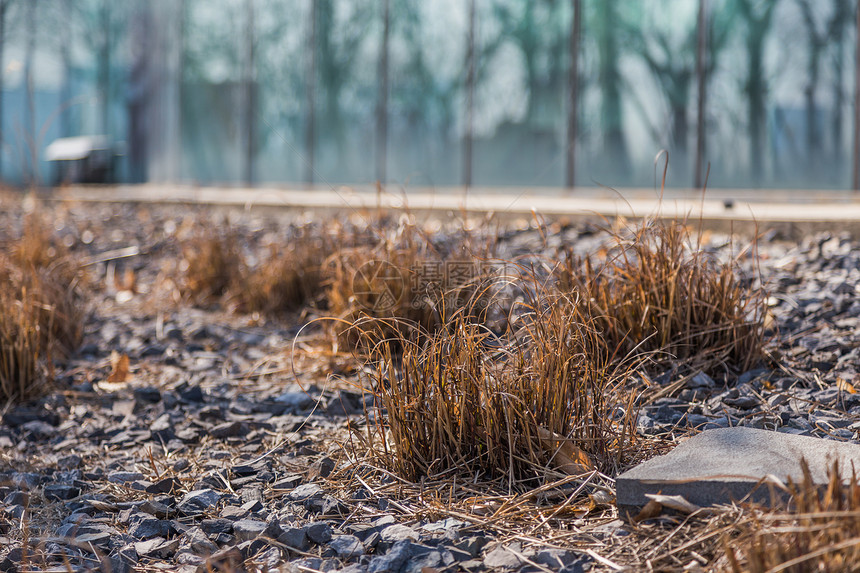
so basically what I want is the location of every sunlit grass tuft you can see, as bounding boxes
[0,215,87,402]
[559,218,766,376]
[721,460,860,573]
[180,228,243,304]
[325,216,497,352]
[361,274,638,488]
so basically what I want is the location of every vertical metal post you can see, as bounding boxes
[694,0,707,189]
[305,0,317,185]
[463,0,476,189]
[376,0,390,185]
[854,0,860,190]
[565,0,581,190]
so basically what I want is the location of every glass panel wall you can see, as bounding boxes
[0,0,857,190]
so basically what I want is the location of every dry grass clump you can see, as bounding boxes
[325,216,496,351]
[181,225,328,315]
[0,281,45,402]
[230,236,327,316]
[0,217,87,402]
[180,228,243,304]
[720,461,860,572]
[12,213,66,270]
[560,218,766,375]
[362,281,636,488]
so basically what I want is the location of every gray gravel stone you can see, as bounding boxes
[278,527,309,551]
[289,483,322,501]
[483,546,524,569]
[44,484,80,501]
[368,539,411,573]
[380,524,419,543]
[306,521,333,544]
[129,516,171,540]
[232,518,267,541]
[177,489,221,515]
[328,535,364,560]
[133,537,179,558]
[183,526,218,555]
[200,518,232,535]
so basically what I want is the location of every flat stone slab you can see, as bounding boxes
[617,427,860,514]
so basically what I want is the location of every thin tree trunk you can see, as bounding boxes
[853,0,860,190]
[747,35,766,183]
[0,0,7,181]
[25,0,37,186]
[376,0,390,184]
[797,0,824,169]
[565,0,581,189]
[694,0,707,189]
[99,0,111,136]
[305,0,316,185]
[242,0,255,185]
[60,0,72,138]
[832,6,846,168]
[804,63,819,161]
[177,0,185,181]
[164,0,184,183]
[463,0,475,188]
[597,0,629,174]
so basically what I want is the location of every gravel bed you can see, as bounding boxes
[0,199,855,572]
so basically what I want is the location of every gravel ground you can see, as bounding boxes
[0,198,855,572]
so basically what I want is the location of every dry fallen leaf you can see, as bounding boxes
[634,499,663,522]
[837,377,857,394]
[644,493,701,515]
[107,351,131,383]
[588,490,615,509]
[537,427,592,474]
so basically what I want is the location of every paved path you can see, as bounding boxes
[55,184,860,230]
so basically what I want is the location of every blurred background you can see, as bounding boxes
[0,0,857,191]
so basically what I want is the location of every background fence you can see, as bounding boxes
[1,0,858,190]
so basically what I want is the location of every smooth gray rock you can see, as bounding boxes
[617,427,860,512]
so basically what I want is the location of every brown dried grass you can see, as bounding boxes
[180,228,243,304]
[559,217,766,376]
[0,280,45,402]
[0,216,87,402]
[720,460,860,573]
[230,241,327,316]
[325,216,496,352]
[182,225,330,316]
[360,274,639,489]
